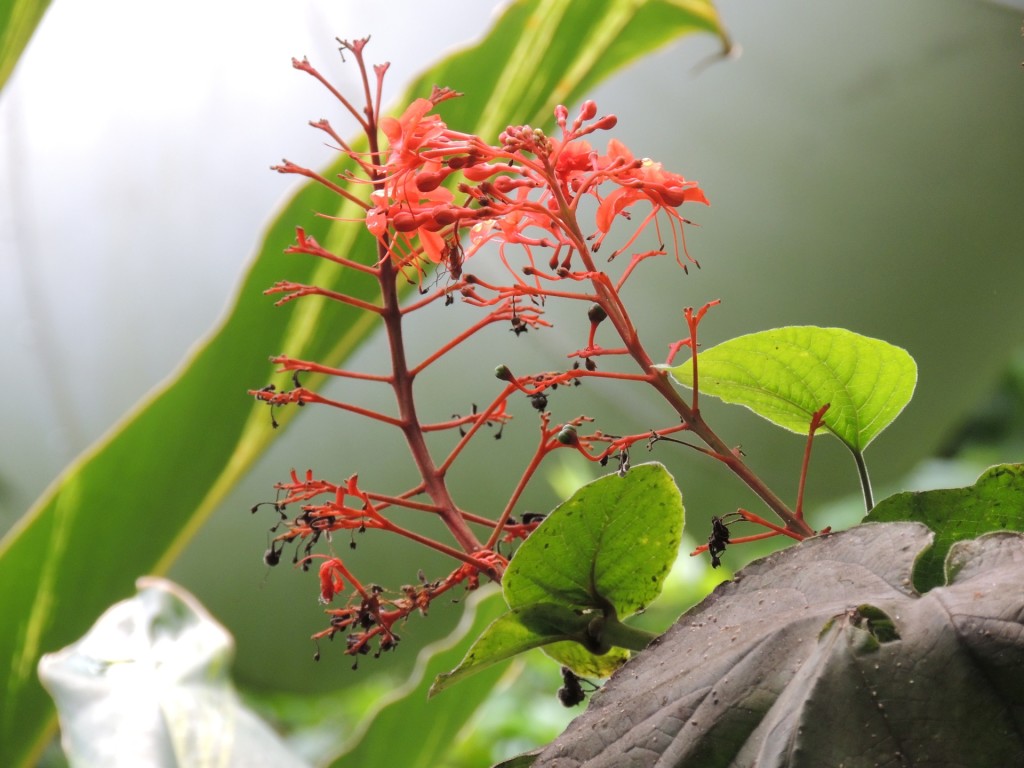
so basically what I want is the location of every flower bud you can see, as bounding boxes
[493,175,530,193]
[432,207,458,226]
[392,211,418,232]
[463,163,507,182]
[415,170,445,192]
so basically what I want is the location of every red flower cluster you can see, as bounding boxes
[255,39,732,664]
[365,92,708,281]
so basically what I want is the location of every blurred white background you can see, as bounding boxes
[0,0,504,524]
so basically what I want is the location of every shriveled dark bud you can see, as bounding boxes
[587,303,608,324]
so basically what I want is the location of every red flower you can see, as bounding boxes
[318,558,347,604]
[367,165,455,264]
[595,139,708,234]
[551,137,598,189]
[369,98,480,266]
[379,98,448,170]
[465,185,567,275]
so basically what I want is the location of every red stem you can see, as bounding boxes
[365,118,484,557]
[271,356,392,383]
[485,427,560,550]
[796,404,830,519]
[540,157,815,539]
[438,385,517,473]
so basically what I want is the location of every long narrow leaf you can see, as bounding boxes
[0,0,50,92]
[0,2,727,765]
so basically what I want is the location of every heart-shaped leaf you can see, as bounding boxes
[668,326,917,453]
[539,642,632,679]
[431,464,683,693]
[504,463,684,618]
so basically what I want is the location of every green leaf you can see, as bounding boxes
[864,463,1024,591]
[433,464,682,691]
[0,2,727,764]
[539,642,632,679]
[668,326,917,453]
[429,604,591,696]
[504,463,684,619]
[495,754,541,768]
[0,0,50,93]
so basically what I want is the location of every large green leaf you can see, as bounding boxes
[0,2,727,765]
[0,0,50,92]
[431,464,683,693]
[503,463,684,619]
[668,326,917,452]
[865,463,1024,591]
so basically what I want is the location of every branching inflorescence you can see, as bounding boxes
[250,38,820,663]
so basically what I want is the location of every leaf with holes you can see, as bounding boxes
[865,463,1024,591]
[520,523,1024,767]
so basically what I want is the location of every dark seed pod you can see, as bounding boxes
[556,425,578,445]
